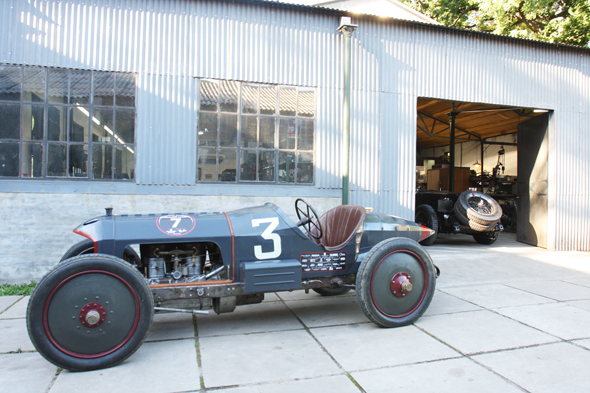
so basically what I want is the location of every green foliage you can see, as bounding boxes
[0,282,36,296]
[400,0,590,47]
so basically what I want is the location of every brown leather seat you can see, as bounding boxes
[310,205,366,251]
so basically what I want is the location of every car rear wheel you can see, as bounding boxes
[356,238,436,328]
[27,254,153,371]
[414,204,438,246]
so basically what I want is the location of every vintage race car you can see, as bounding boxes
[27,199,439,371]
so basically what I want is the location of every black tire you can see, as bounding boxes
[473,232,499,245]
[312,287,352,296]
[356,238,436,328]
[61,239,141,265]
[456,191,502,225]
[414,204,438,246]
[27,254,154,371]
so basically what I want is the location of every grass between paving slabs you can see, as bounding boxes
[0,282,36,296]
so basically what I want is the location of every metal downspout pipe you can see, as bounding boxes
[338,17,357,205]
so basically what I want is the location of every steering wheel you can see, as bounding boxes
[295,198,323,240]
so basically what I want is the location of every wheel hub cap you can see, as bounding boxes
[79,302,107,328]
[390,272,413,298]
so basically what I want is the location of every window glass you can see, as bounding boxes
[278,151,295,183]
[0,104,20,139]
[259,151,275,182]
[198,113,218,147]
[115,109,135,144]
[279,118,296,150]
[197,147,216,181]
[21,142,43,178]
[259,117,275,148]
[260,85,276,115]
[197,79,314,185]
[0,65,135,180]
[279,87,297,116]
[298,88,314,117]
[92,144,112,179]
[92,109,114,143]
[298,119,314,151]
[240,150,257,181]
[48,106,67,141]
[22,105,44,140]
[297,152,314,184]
[219,81,238,113]
[242,84,258,114]
[200,80,219,111]
[0,142,19,176]
[69,144,87,177]
[115,73,135,107]
[47,143,66,177]
[70,71,91,105]
[219,114,237,147]
[48,69,68,104]
[70,107,90,142]
[218,149,236,182]
[93,72,114,106]
[23,68,45,102]
[241,116,257,148]
[114,144,134,179]
[0,65,21,101]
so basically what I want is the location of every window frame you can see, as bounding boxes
[197,79,316,185]
[0,64,136,181]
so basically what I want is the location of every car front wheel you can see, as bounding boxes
[27,254,153,371]
[356,238,436,328]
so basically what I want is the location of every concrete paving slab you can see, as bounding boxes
[563,277,590,288]
[286,296,368,327]
[263,292,280,302]
[221,375,360,393]
[497,302,590,340]
[474,342,590,393]
[145,312,195,342]
[0,352,57,393]
[442,284,556,309]
[506,280,590,301]
[0,296,22,314]
[197,301,303,337]
[0,296,28,319]
[352,357,524,393]
[51,339,200,393]
[199,330,341,387]
[568,299,590,312]
[422,290,482,316]
[0,318,35,353]
[311,323,459,372]
[572,338,590,350]
[415,309,556,354]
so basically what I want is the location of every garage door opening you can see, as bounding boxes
[414,98,550,247]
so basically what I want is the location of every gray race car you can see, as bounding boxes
[27,199,439,371]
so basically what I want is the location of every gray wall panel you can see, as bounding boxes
[1,0,590,250]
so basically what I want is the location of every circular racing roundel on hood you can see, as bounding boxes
[156,215,196,236]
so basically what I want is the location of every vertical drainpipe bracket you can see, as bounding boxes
[338,17,358,205]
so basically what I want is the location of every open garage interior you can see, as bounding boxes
[415,98,551,247]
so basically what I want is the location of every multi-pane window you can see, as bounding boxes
[198,79,315,184]
[0,64,136,180]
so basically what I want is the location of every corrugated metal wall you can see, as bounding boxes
[1,0,590,249]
